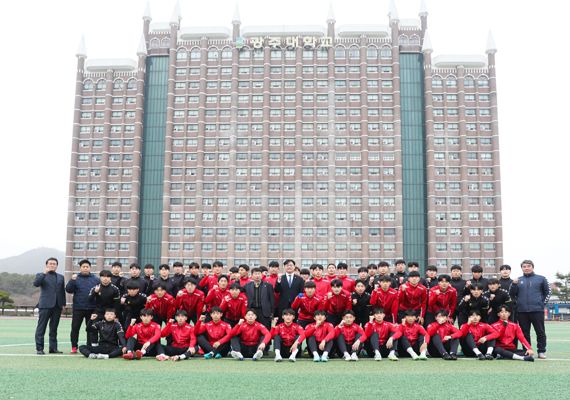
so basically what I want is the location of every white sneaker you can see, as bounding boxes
[418,353,428,360]
[288,355,296,362]
[321,354,329,362]
[313,354,321,362]
[253,350,264,360]
[88,353,97,359]
[374,352,382,361]
[96,354,109,359]
[350,352,359,361]
[388,353,399,361]
[343,353,351,361]
[274,354,283,362]
[231,351,244,360]
[538,352,547,359]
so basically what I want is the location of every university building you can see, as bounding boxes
[66,1,503,273]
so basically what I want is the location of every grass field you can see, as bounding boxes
[0,318,569,400]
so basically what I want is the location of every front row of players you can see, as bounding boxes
[80,304,535,363]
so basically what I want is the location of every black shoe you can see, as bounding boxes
[485,354,494,360]
[49,349,62,354]
[477,353,486,360]
[442,352,452,360]
[37,350,45,355]
[523,356,534,362]
[450,353,458,360]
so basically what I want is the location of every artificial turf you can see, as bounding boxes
[0,318,569,400]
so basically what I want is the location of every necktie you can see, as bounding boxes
[288,275,292,286]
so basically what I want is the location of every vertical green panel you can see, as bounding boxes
[138,56,169,268]
[400,53,427,272]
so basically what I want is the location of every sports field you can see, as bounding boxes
[0,318,569,400]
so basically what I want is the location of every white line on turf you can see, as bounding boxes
[0,341,72,348]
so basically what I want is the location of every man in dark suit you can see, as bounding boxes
[33,257,66,355]
[244,267,275,330]
[275,259,304,320]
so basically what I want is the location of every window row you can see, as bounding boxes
[169,197,396,207]
[433,152,494,161]
[83,79,137,91]
[434,212,495,222]
[81,97,136,105]
[433,123,491,131]
[434,228,496,236]
[432,94,489,102]
[433,197,496,206]
[175,94,395,104]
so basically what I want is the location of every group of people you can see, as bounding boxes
[34,257,551,363]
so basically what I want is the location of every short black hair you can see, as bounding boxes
[408,271,420,278]
[404,309,418,317]
[471,265,483,273]
[408,262,420,269]
[259,266,268,273]
[367,263,378,270]
[426,265,438,272]
[499,264,511,271]
[251,267,262,274]
[469,310,481,317]
[436,309,449,317]
[355,280,366,287]
[488,278,500,285]
[111,261,122,268]
[330,279,343,288]
[395,259,406,265]
[104,308,116,315]
[217,274,229,282]
[144,263,154,270]
[380,275,393,283]
[378,261,390,268]
[450,264,462,271]
[154,283,167,291]
[129,263,140,270]
[140,309,154,317]
[300,268,310,276]
[213,261,224,268]
[184,277,198,286]
[357,266,368,274]
[282,308,296,317]
[175,310,188,318]
[303,281,316,289]
[310,264,323,271]
[45,257,59,265]
[337,262,348,270]
[497,304,512,313]
[229,266,239,273]
[470,283,484,291]
[172,261,183,268]
[202,263,212,270]
[159,264,170,271]
[126,281,140,290]
[283,259,296,266]
[314,310,326,317]
[99,270,112,277]
[372,307,385,314]
[268,261,280,269]
[238,264,250,271]
[438,274,451,282]
[79,259,91,267]
[342,310,355,317]
[210,306,223,314]
[229,282,241,290]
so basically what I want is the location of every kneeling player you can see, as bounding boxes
[491,305,535,362]
[79,309,126,359]
[157,310,197,361]
[425,310,460,360]
[228,309,271,360]
[304,310,335,362]
[335,310,365,361]
[394,310,428,360]
[195,307,232,359]
[123,309,163,359]
[458,310,500,360]
[272,309,305,362]
[363,308,399,361]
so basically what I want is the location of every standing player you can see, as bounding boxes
[397,271,428,324]
[426,275,457,325]
[370,276,399,323]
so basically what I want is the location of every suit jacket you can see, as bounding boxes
[244,281,275,318]
[34,272,66,309]
[275,274,304,313]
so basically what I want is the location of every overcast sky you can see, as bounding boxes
[0,0,568,280]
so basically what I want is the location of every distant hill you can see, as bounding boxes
[0,248,65,274]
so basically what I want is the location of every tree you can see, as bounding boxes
[0,290,15,314]
[554,272,570,302]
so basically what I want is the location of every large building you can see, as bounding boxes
[65,1,503,274]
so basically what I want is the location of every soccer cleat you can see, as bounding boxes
[135,350,143,360]
[388,353,399,361]
[313,354,321,362]
[214,353,223,359]
[49,350,62,354]
[70,347,78,354]
[485,354,494,360]
[374,352,382,361]
[320,354,329,362]
[450,353,458,360]
[253,350,264,360]
[97,354,109,359]
[288,355,296,362]
[203,352,215,360]
[538,352,547,359]
[442,352,452,360]
[88,353,97,359]
[477,353,486,360]
[123,352,134,360]
[350,352,359,361]
[524,356,535,362]
[274,354,283,362]
[36,350,45,355]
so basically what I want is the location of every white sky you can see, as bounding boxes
[0,0,568,280]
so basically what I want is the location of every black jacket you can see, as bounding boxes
[450,278,467,304]
[123,276,148,294]
[122,293,147,316]
[111,275,127,295]
[351,292,371,325]
[34,272,66,309]
[483,288,512,315]
[275,274,304,313]
[244,281,275,318]
[89,284,121,314]
[87,319,126,346]
[499,278,518,306]
[458,295,490,322]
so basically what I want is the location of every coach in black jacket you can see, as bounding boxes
[33,257,66,355]
[274,260,304,319]
[244,267,275,330]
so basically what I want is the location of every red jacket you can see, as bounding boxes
[204,287,228,310]
[271,322,305,346]
[199,275,219,293]
[265,273,280,305]
[322,291,352,315]
[291,293,323,321]
[338,276,356,293]
[363,320,399,345]
[427,286,457,315]
[161,322,196,348]
[304,321,335,342]
[194,319,232,345]
[393,322,427,346]
[239,276,252,287]
[333,323,365,345]
[397,283,428,318]
[175,288,205,317]
[145,293,176,320]
[312,277,331,298]
[425,321,460,344]
[456,322,500,342]
[370,288,399,321]
[491,320,532,350]
[228,321,271,346]
[219,293,248,321]
[125,322,162,345]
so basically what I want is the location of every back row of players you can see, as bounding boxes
[66,258,549,362]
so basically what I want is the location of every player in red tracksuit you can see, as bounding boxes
[426,275,458,325]
[304,310,335,362]
[195,307,232,359]
[322,279,352,326]
[370,276,399,323]
[491,305,535,362]
[425,310,460,360]
[156,310,197,361]
[310,264,331,298]
[123,308,163,359]
[237,264,253,288]
[457,310,500,360]
[175,278,205,323]
[198,261,224,294]
[336,263,356,293]
[271,309,306,362]
[204,275,229,312]
[291,281,323,327]
[392,310,428,360]
[363,308,400,361]
[333,310,365,361]
[144,284,176,326]
[227,309,271,360]
[397,271,428,324]
[220,283,248,326]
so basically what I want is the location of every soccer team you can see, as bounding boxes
[61,258,550,363]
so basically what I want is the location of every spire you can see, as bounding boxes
[388,0,399,22]
[137,35,147,56]
[422,29,433,53]
[170,0,181,25]
[486,30,497,54]
[143,2,151,21]
[419,0,428,17]
[232,3,241,24]
[327,2,335,23]
[76,35,87,58]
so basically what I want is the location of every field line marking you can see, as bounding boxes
[0,341,71,348]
